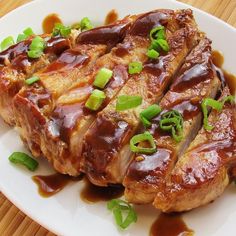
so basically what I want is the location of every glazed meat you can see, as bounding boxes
[27,9,182,175]
[123,38,221,204]
[154,87,235,212]
[0,35,73,125]
[13,17,132,157]
[82,10,200,186]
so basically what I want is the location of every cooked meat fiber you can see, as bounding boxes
[36,9,182,176]
[154,87,235,212]
[0,35,73,125]
[82,10,201,186]
[123,38,221,204]
[13,17,133,158]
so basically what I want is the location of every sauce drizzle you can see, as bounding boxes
[80,178,124,203]
[150,213,193,236]
[32,173,82,197]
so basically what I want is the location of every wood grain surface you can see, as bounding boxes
[0,0,235,235]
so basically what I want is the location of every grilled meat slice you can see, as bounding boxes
[123,38,221,204]
[154,87,235,212]
[82,10,201,186]
[35,9,180,176]
[13,17,133,157]
[0,35,73,125]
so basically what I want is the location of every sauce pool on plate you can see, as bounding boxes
[80,178,124,203]
[42,13,63,34]
[32,173,83,197]
[150,213,194,236]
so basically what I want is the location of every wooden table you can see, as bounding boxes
[0,0,235,235]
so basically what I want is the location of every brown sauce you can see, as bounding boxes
[129,10,171,36]
[126,148,173,183]
[0,40,30,65]
[32,173,83,197]
[212,50,236,95]
[105,9,119,25]
[45,36,70,56]
[80,178,124,203]
[77,22,130,49]
[171,63,212,92]
[42,13,63,34]
[43,49,89,73]
[150,213,194,236]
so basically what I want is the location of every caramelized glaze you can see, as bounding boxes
[105,9,119,25]
[77,22,130,49]
[32,173,82,197]
[150,213,193,236]
[126,148,173,183]
[129,10,172,36]
[0,40,30,65]
[80,178,124,203]
[44,49,89,73]
[83,116,131,182]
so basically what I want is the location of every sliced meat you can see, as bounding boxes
[154,87,235,212]
[0,35,75,125]
[36,9,182,176]
[82,10,201,186]
[123,38,221,204]
[13,17,133,157]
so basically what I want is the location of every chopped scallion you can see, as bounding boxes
[1,36,15,51]
[201,95,234,131]
[116,95,142,111]
[25,76,40,85]
[23,27,35,37]
[159,110,183,142]
[128,62,143,74]
[93,68,113,89]
[107,199,137,229]
[149,26,165,41]
[140,104,162,127]
[156,38,169,52]
[130,131,156,154]
[80,17,93,31]
[16,33,28,43]
[27,36,45,59]
[85,89,106,111]
[52,23,71,38]
[8,152,38,171]
[147,49,159,59]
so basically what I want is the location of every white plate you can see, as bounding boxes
[0,0,235,235]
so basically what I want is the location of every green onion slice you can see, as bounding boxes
[107,199,137,229]
[156,38,169,52]
[8,152,38,171]
[85,89,106,111]
[27,36,46,59]
[130,131,156,154]
[52,23,71,38]
[93,68,113,89]
[201,95,235,131]
[1,36,15,51]
[140,104,162,127]
[116,95,142,111]
[147,49,159,59]
[128,62,143,74]
[16,34,28,43]
[80,17,93,31]
[160,110,183,142]
[25,76,40,85]
[149,26,165,41]
[23,27,35,37]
